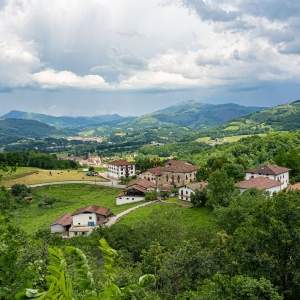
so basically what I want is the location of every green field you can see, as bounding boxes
[14,184,140,234]
[119,202,215,229]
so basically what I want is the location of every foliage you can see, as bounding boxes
[38,196,57,208]
[191,189,208,208]
[188,274,282,300]
[11,184,31,198]
[145,191,158,201]
[206,170,235,208]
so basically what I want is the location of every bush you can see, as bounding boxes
[38,197,57,208]
[145,191,158,201]
[191,189,208,208]
[11,184,31,198]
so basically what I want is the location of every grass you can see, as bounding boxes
[119,202,215,230]
[14,184,140,234]
[196,134,267,145]
[1,167,107,187]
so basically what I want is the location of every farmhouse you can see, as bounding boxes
[235,177,282,195]
[116,179,156,205]
[107,159,136,179]
[139,160,197,187]
[245,164,289,189]
[51,205,112,238]
[179,181,207,201]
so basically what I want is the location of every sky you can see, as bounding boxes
[0,0,300,116]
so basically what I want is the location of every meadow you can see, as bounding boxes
[1,167,106,187]
[14,184,139,234]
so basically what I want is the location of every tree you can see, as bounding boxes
[11,184,31,198]
[191,189,208,207]
[145,191,158,201]
[206,170,235,208]
[188,274,282,300]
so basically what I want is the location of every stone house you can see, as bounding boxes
[107,159,136,179]
[178,181,207,201]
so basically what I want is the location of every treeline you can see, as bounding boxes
[0,151,78,169]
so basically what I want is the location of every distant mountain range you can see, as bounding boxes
[1,101,265,131]
[2,110,132,129]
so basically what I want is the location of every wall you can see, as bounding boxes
[72,212,97,227]
[246,172,289,189]
[178,186,194,201]
[116,196,145,205]
[50,224,66,233]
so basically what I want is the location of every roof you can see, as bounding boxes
[235,177,281,191]
[72,205,112,217]
[52,213,72,226]
[69,226,93,232]
[144,167,164,176]
[163,160,198,173]
[289,183,300,191]
[127,179,156,190]
[182,181,208,191]
[108,159,134,166]
[246,164,289,176]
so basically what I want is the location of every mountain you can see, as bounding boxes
[201,100,300,137]
[1,111,131,129]
[0,118,60,144]
[131,101,265,129]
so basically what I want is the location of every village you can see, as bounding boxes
[50,156,298,238]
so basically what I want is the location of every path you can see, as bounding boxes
[27,180,125,189]
[105,200,158,227]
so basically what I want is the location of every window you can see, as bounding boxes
[89,216,92,220]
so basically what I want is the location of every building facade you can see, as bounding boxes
[139,160,197,188]
[178,182,207,201]
[245,164,289,189]
[107,159,136,179]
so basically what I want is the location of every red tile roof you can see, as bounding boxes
[185,181,208,191]
[163,160,198,173]
[127,179,156,190]
[144,167,163,176]
[236,177,281,191]
[108,159,134,166]
[246,164,289,176]
[52,213,72,226]
[72,205,112,217]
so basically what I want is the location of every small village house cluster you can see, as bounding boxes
[51,205,112,238]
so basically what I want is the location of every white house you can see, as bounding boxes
[178,181,207,202]
[245,164,289,189]
[107,159,136,180]
[51,205,112,238]
[235,177,282,196]
[116,179,156,205]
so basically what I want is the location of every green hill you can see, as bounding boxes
[2,110,131,129]
[0,118,60,144]
[201,100,300,137]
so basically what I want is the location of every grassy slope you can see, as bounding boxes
[119,202,215,230]
[1,167,106,187]
[15,184,139,234]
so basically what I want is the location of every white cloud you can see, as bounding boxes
[32,69,110,90]
[0,0,300,92]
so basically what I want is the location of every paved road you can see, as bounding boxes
[27,180,125,189]
[105,200,158,227]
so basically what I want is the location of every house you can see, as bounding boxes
[116,179,156,205]
[178,181,207,201]
[51,205,112,238]
[245,164,289,189]
[235,177,282,195]
[50,213,72,237]
[107,159,136,179]
[139,160,197,187]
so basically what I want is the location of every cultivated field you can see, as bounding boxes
[14,184,141,234]
[1,167,107,187]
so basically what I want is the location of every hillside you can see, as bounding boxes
[144,101,264,129]
[199,100,300,137]
[0,118,60,144]
[2,110,131,129]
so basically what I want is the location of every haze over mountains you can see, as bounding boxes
[1,101,264,130]
[2,100,300,145]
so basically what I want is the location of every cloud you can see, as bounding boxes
[32,69,110,90]
[0,0,300,94]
